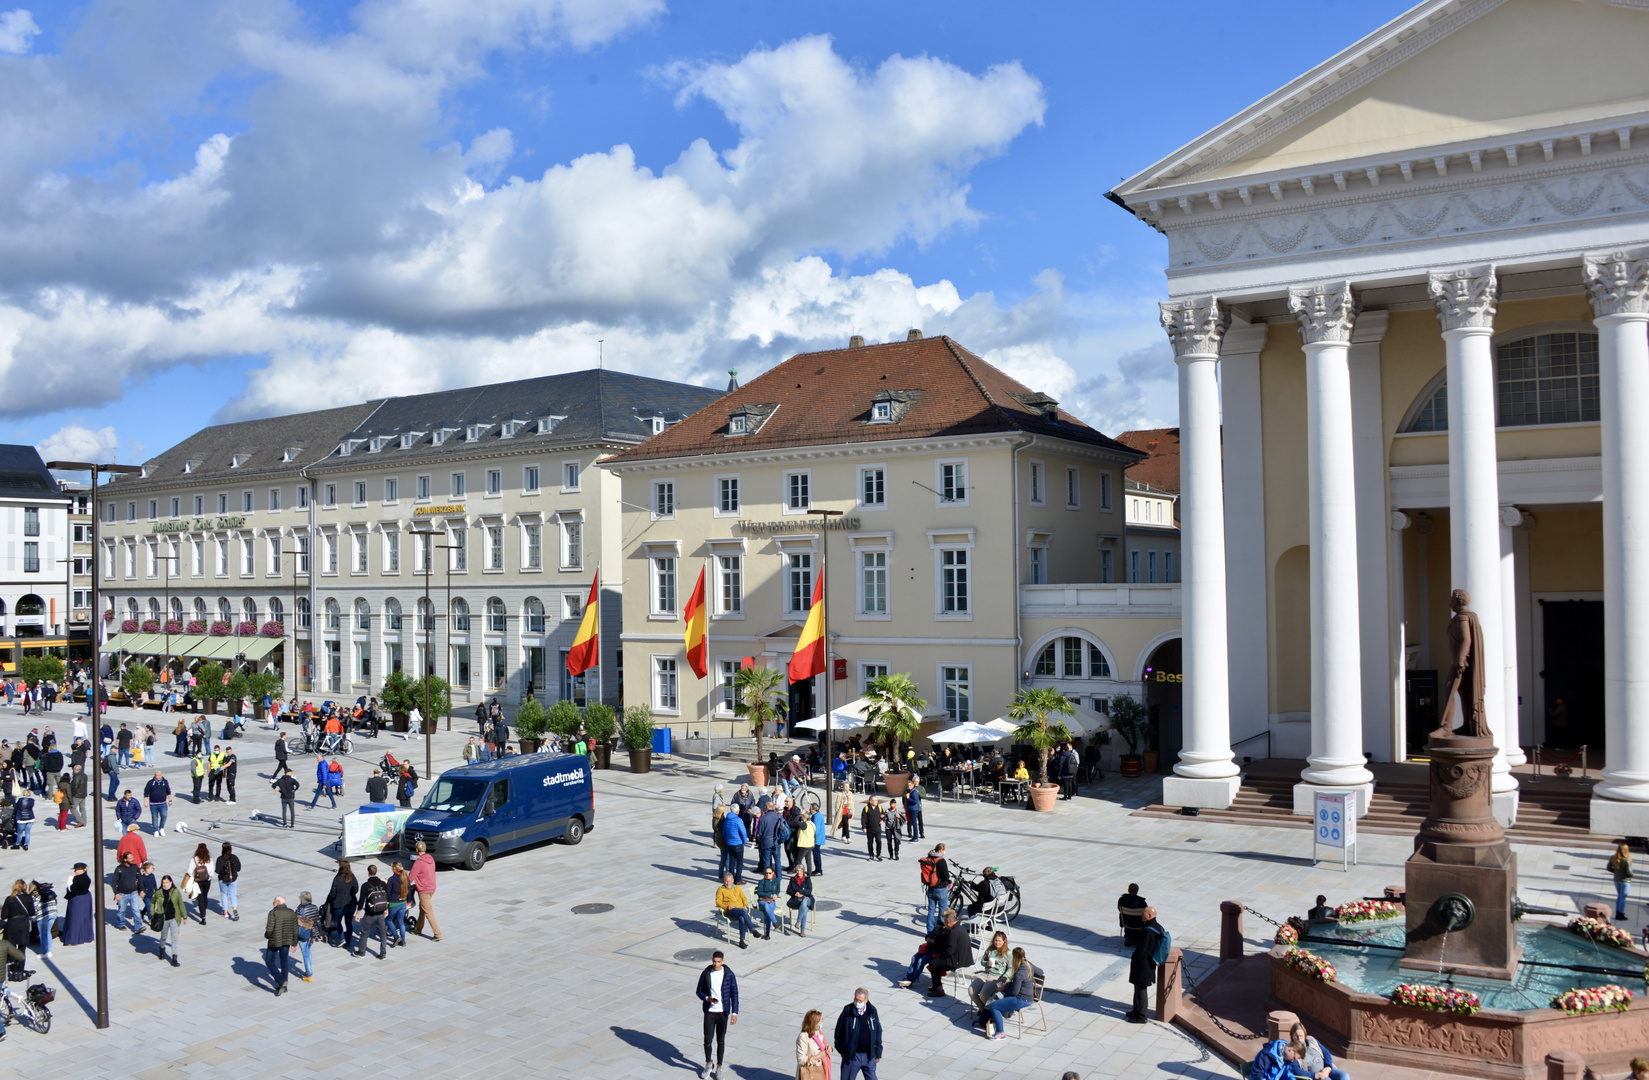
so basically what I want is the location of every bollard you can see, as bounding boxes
[1545,1050,1586,1080]
[1266,1010,1300,1042]
[1220,901,1245,962]
[1583,903,1613,923]
[1155,947,1183,1023]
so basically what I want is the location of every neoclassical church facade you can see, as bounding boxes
[1110,0,1649,833]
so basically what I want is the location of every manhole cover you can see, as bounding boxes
[571,903,614,914]
[815,900,842,912]
[674,948,718,963]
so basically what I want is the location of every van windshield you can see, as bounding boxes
[421,778,489,815]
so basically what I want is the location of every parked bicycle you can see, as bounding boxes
[0,962,54,1036]
[947,859,1022,923]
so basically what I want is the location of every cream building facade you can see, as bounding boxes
[602,334,1183,751]
[1112,0,1649,831]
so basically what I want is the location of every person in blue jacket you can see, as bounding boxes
[834,987,884,1080]
[695,951,738,1080]
[809,806,827,876]
[903,784,924,841]
[721,809,748,885]
[310,753,334,809]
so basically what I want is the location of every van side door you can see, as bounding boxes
[479,779,514,850]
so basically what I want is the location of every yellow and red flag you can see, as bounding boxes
[566,571,600,675]
[683,565,708,678]
[787,570,826,684]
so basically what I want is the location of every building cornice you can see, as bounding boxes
[600,432,1134,476]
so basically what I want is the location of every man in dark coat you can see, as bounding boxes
[1058,742,1079,799]
[834,987,883,1080]
[927,908,973,997]
[264,895,300,995]
[1117,883,1148,948]
[1126,906,1166,1023]
[695,951,738,1080]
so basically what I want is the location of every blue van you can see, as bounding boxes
[399,754,594,870]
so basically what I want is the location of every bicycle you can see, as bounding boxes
[948,860,1022,923]
[0,963,53,1036]
[318,731,353,757]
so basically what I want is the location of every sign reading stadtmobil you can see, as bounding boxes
[1314,791,1356,849]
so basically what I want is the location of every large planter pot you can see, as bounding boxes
[1120,755,1143,778]
[747,763,769,787]
[519,738,539,754]
[883,770,913,797]
[392,712,409,733]
[629,748,653,774]
[593,744,612,770]
[1142,751,1160,774]
[253,702,266,721]
[1028,783,1060,812]
[422,715,437,735]
[203,700,218,715]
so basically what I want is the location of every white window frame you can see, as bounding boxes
[783,470,811,514]
[242,490,254,513]
[323,531,338,576]
[415,474,431,502]
[938,663,972,724]
[714,474,740,518]
[783,551,813,618]
[353,481,367,507]
[651,555,678,617]
[1028,544,1047,585]
[652,480,675,520]
[858,548,889,619]
[450,472,466,499]
[715,658,740,716]
[936,458,970,506]
[560,515,583,571]
[324,483,337,508]
[267,533,282,577]
[383,477,398,505]
[858,464,887,511]
[561,461,581,493]
[928,529,975,621]
[1099,470,1112,512]
[653,655,680,715]
[1065,466,1080,510]
[1028,459,1045,506]
[859,662,890,696]
[716,553,743,617]
[523,465,541,495]
[354,530,369,575]
[450,525,467,572]
[170,497,180,518]
[269,488,282,512]
[384,528,400,574]
[486,523,504,571]
[192,539,204,577]
[523,520,543,571]
[241,535,255,577]
[296,485,309,510]
[485,469,502,498]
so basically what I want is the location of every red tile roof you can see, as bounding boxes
[605,336,1143,464]
[1116,427,1180,494]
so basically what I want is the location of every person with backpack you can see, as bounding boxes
[102,744,121,800]
[1126,906,1169,1023]
[919,844,952,933]
[353,864,391,959]
[184,843,214,923]
[215,842,242,922]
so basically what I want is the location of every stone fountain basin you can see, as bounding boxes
[1270,937,1649,1080]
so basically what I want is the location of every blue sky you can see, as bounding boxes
[0,0,1415,467]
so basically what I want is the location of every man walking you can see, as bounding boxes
[1126,905,1167,1023]
[353,865,390,958]
[272,768,299,828]
[754,802,782,876]
[904,783,924,840]
[144,770,172,835]
[113,851,145,932]
[310,753,333,809]
[273,730,289,775]
[263,895,299,995]
[919,843,951,933]
[834,987,883,1080]
[721,806,748,885]
[114,784,143,831]
[694,950,738,1080]
[862,797,883,862]
[365,768,389,805]
[116,722,134,768]
[68,763,90,827]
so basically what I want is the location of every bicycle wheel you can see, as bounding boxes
[1003,884,1022,922]
[341,737,354,755]
[797,789,821,816]
[26,1001,49,1035]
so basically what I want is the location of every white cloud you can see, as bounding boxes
[0,10,38,55]
[37,423,121,465]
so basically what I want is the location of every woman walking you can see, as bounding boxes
[386,861,410,946]
[836,789,853,842]
[29,880,55,958]
[214,842,241,921]
[410,840,441,941]
[795,1008,831,1080]
[172,718,188,758]
[1609,842,1634,921]
[326,860,358,947]
[61,862,95,945]
[151,874,185,966]
[2,880,34,959]
[185,843,214,923]
[295,891,319,981]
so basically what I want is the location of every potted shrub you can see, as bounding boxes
[18,655,64,697]
[121,660,155,705]
[547,699,583,749]
[194,662,226,715]
[412,674,451,734]
[1008,686,1075,812]
[380,670,415,731]
[224,670,251,717]
[863,672,925,796]
[622,705,655,773]
[1109,693,1149,778]
[733,664,784,785]
[515,696,548,753]
[583,703,617,769]
[247,669,283,720]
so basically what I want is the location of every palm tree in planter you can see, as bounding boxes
[1107,693,1150,777]
[1007,686,1076,812]
[733,665,785,785]
[863,672,926,796]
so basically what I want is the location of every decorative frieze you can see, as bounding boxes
[1428,265,1499,331]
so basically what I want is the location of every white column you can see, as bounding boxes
[1498,506,1528,767]
[1391,511,1412,761]
[1349,313,1393,760]
[1218,316,1271,754]
[1429,264,1516,824]
[1289,281,1375,814]
[1584,250,1649,833]
[1159,297,1240,809]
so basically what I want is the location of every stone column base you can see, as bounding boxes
[1292,781,1373,817]
[1162,773,1241,810]
[1492,789,1519,828]
[1589,794,1649,835]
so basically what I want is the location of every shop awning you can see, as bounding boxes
[161,635,210,659]
[100,633,161,654]
[237,636,283,661]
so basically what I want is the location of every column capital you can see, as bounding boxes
[1287,281,1359,344]
[1159,296,1228,358]
[1427,264,1498,331]
[1583,249,1649,318]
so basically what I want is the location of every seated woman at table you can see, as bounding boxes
[1011,760,1030,782]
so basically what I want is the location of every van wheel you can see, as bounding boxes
[561,818,585,846]
[461,841,488,871]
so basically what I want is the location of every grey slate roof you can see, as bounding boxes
[0,445,69,502]
[103,369,724,493]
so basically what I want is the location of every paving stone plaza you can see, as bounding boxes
[0,705,1628,1079]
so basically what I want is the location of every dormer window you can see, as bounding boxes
[182,459,201,474]
[501,420,526,438]
[1014,391,1060,421]
[871,401,892,422]
[229,454,249,469]
[139,465,152,479]
[339,438,366,457]
[369,437,390,453]
[466,424,493,442]
[648,416,667,435]
[281,447,301,463]
[537,416,565,435]
[729,415,747,435]
[432,428,453,446]
[399,432,425,450]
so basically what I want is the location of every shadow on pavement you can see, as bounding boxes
[40,952,94,1022]
[611,1025,700,1072]
[727,1066,791,1080]
[230,955,269,990]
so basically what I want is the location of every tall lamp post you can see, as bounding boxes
[45,459,142,1031]
[416,528,434,781]
[281,543,309,714]
[435,542,454,731]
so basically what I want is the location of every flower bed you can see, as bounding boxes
[1567,916,1635,949]
[1336,899,1403,924]
[141,619,160,633]
[1550,984,1634,1014]
[163,620,183,634]
[260,621,284,637]
[121,619,138,633]
[236,621,258,636]
[1282,947,1336,982]
[210,621,231,636]
[185,620,206,634]
[1275,916,1307,946]
[1390,984,1481,1015]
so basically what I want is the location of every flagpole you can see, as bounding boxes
[595,561,602,708]
[704,557,713,766]
[807,509,843,825]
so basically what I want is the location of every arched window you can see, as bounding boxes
[1399,330,1601,432]
[269,597,284,624]
[385,597,402,631]
[416,597,432,632]
[243,598,258,624]
[1033,636,1112,679]
[148,598,161,620]
[452,597,470,631]
[127,598,140,621]
[1088,642,1111,679]
[193,597,207,621]
[355,599,371,630]
[169,597,183,622]
[324,598,340,630]
[217,597,232,623]
[487,596,506,633]
[524,596,545,634]
[296,597,311,629]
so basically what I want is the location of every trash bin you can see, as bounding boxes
[651,727,673,755]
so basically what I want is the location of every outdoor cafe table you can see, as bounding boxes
[998,778,1029,806]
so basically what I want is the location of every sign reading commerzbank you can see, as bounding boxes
[152,517,247,533]
[735,518,861,534]
[413,504,465,517]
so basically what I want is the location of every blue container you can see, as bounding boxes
[651,727,673,755]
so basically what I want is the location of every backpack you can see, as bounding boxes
[919,855,943,888]
[363,881,389,916]
[776,820,791,844]
[1150,926,1173,966]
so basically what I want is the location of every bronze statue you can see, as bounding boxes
[1436,589,1491,739]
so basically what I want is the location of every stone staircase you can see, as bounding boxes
[1135,759,1611,848]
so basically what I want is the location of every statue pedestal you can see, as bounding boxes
[1400,734,1520,981]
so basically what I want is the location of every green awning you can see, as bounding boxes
[197,637,240,660]
[238,636,284,661]
[164,635,211,659]
[100,633,160,654]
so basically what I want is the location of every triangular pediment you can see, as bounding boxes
[1117,0,1649,196]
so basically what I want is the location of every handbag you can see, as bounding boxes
[149,909,164,933]
[800,1064,826,1080]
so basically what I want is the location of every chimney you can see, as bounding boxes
[907,329,923,341]
[849,335,865,348]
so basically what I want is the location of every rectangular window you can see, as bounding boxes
[356,532,369,573]
[1029,546,1046,585]
[416,475,430,501]
[146,542,156,577]
[22,506,38,536]
[190,495,202,517]
[718,477,739,515]
[653,556,677,615]
[718,555,742,614]
[655,657,679,711]
[217,493,228,515]
[190,539,202,577]
[242,537,254,576]
[415,531,432,574]
[350,482,364,505]
[524,466,540,493]
[1029,461,1044,505]
[325,533,338,574]
[324,484,336,508]
[653,481,674,519]
[1099,471,1112,511]
[525,523,542,569]
[860,467,885,507]
[149,499,158,520]
[104,501,115,523]
[939,461,967,503]
[1065,466,1079,509]
[786,552,813,615]
[785,471,810,511]
[452,528,467,571]
[486,469,502,496]
[942,666,971,723]
[487,646,506,690]
[356,644,372,685]
[1497,331,1600,426]
[243,491,253,513]
[1063,638,1083,678]
[1089,643,1111,679]
[451,645,470,688]
[559,651,588,706]
[562,520,581,568]
[127,501,136,522]
[562,462,580,491]
[940,548,969,613]
[169,498,180,519]
[296,486,309,510]
[22,542,38,573]
[215,539,228,576]
[124,542,135,577]
[719,660,739,714]
[384,478,398,504]
[103,543,113,579]
[1148,550,1158,583]
[1130,549,1140,583]
[270,538,282,577]
[860,551,887,614]
[451,472,465,498]
[563,593,582,620]
[488,526,503,570]
[267,488,280,512]
[861,663,889,696]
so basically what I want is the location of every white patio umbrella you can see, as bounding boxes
[795,694,945,732]
[928,722,1013,745]
[987,703,1109,737]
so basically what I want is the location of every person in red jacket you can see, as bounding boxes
[409,840,441,941]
